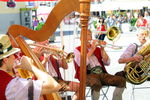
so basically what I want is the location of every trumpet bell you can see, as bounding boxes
[65,52,75,63]
[107,26,120,41]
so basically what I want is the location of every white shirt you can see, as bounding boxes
[120,43,141,59]
[74,48,110,70]
[45,57,58,77]
[5,77,42,100]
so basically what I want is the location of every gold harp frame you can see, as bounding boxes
[8,0,91,100]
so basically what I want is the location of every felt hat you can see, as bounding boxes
[0,34,20,60]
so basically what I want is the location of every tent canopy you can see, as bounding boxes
[90,1,150,11]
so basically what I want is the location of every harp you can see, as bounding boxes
[8,0,91,99]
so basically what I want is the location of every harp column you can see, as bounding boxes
[79,0,91,100]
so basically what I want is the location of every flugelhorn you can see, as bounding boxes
[29,43,74,63]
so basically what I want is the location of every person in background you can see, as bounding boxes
[144,11,150,29]
[116,15,124,33]
[73,29,126,100]
[135,13,148,29]
[33,41,80,100]
[96,17,107,40]
[105,14,116,28]
[32,17,39,30]
[113,27,150,100]
[73,13,80,39]
[129,15,138,32]
[0,34,61,100]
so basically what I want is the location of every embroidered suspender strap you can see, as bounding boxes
[0,70,13,100]
[94,47,107,73]
[133,43,138,55]
[28,78,34,100]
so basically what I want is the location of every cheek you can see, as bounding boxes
[9,56,15,64]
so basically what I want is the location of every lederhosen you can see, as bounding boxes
[74,46,126,91]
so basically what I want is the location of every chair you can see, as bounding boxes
[131,81,150,100]
[86,86,109,100]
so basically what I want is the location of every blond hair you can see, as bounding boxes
[137,27,149,36]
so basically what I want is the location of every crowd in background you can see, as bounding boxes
[63,10,150,34]
[31,9,150,41]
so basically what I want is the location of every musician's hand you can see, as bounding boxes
[33,47,43,58]
[133,54,143,62]
[99,41,107,46]
[91,39,99,49]
[19,56,34,72]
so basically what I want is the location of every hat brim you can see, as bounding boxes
[0,48,20,60]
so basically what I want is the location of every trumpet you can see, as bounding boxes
[29,43,74,63]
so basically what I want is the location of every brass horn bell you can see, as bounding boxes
[107,26,120,41]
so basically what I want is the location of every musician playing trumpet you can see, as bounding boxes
[73,29,126,100]
[33,40,80,100]
[113,27,150,100]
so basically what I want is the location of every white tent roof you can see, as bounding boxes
[37,6,53,15]
[90,1,150,11]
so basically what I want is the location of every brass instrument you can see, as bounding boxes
[8,0,90,99]
[124,41,150,85]
[107,26,120,41]
[8,0,80,99]
[29,43,74,63]
[96,26,122,49]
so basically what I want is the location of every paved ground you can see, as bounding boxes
[25,23,150,100]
